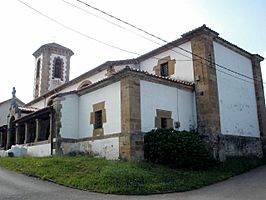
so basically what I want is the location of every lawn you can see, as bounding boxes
[0,156,265,194]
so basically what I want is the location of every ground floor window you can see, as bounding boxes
[155,109,173,129]
[90,101,107,137]
[95,110,103,129]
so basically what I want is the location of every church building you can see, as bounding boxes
[0,25,265,161]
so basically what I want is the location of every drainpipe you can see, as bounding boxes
[49,109,53,156]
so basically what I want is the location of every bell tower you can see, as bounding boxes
[33,43,74,99]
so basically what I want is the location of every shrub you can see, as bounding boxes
[144,129,214,170]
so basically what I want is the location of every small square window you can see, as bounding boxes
[161,118,167,129]
[160,62,169,77]
[95,110,102,129]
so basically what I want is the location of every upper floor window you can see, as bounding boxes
[153,56,176,77]
[53,57,63,80]
[77,80,92,90]
[36,59,41,79]
[160,62,169,77]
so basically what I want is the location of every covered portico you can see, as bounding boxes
[7,107,53,150]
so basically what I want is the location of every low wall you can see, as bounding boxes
[220,135,263,158]
[26,143,51,157]
[60,136,119,160]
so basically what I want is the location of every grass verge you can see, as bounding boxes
[0,156,265,194]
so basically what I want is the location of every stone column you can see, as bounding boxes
[0,132,2,148]
[252,55,266,154]
[189,29,222,160]
[6,129,11,149]
[24,123,30,144]
[49,113,53,155]
[119,75,143,161]
[35,119,41,142]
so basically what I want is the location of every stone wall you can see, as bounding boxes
[220,135,263,158]
[251,55,266,154]
[190,30,221,159]
[119,75,143,160]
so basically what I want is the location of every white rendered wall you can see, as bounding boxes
[78,81,121,138]
[60,94,79,139]
[214,42,259,137]
[30,99,46,109]
[140,80,196,132]
[0,101,12,126]
[140,42,194,82]
[88,137,119,160]
[0,100,24,126]
[27,143,51,157]
[61,70,108,93]
[114,64,137,72]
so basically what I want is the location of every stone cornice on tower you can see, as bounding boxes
[33,43,74,57]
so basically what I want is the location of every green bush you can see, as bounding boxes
[144,129,214,170]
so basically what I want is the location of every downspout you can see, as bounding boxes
[176,88,180,130]
[49,108,53,155]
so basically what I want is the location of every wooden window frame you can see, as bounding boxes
[153,56,176,77]
[160,62,169,77]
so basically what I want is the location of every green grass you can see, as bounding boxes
[0,156,265,194]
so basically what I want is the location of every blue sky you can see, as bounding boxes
[193,0,266,54]
[0,0,265,103]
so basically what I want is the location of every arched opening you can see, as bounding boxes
[36,59,41,79]
[77,80,92,90]
[53,57,63,80]
[8,116,16,149]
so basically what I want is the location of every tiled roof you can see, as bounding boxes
[58,66,194,98]
[76,66,193,93]
[126,67,194,86]
[181,24,219,38]
[18,106,39,112]
[14,107,52,123]
[33,42,74,57]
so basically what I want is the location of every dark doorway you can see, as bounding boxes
[8,116,16,149]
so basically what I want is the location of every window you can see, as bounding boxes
[160,62,169,77]
[94,110,103,129]
[77,80,92,90]
[153,56,176,76]
[36,59,41,78]
[161,118,167,129]
[155,109,173,129]
[53,57,63,79]
[90,101,106,137]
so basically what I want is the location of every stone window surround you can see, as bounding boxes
[90,101,107,137]
[77,80,92,90]
[155,109,173,129]
[153,56,176,77]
